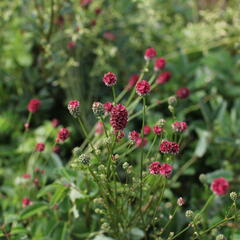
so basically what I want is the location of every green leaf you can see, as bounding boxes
[50,184,68,206]
[205,169,234,183]
[130,228,145,240]
[194,129,211,157]
[37,184,58,198]
[20,203,48,219]
[93,235,115,240]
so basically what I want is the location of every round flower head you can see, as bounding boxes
[211,177,229,195]
[126,74,139,90]
[159,163,172,176]
[153,125,163,135]
[104,102,113,113]
[67,41,76,49]
[136,137,147,148]
[172,121,188,132]
[35,143,45,152]
[95,8,102,15]
[22,173,31,179]
[56,128,70,142]
[51,119,60,128]
[154,58,166,71]
[110,104,128,131]
[68,100,80,118]
[52,145,60,153]
[149,161,161,174]
[156,72,171,84]
[144,125,152,135]
[103,32,116,41]
[92,102,105,118]
[128,130,140,142]
[135,80,151,96]
[22,198,32,208]
[79,154,90,165]
[160,140,179,154]
[102,72,117,86]
[176,87,190,99]
[177,197,185,206]
[28,99,41,113]
[95,121,104,135]
[144,48,157,60]
[80,0,92,7]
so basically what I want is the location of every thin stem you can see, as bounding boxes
[145,135,157,161]
[172,224,191,239]
[161,206,179,235]
[112,86,116,105]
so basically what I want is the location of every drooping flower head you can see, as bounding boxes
[56,128,70,142]
[110,104,128,131]
[126,74,139,90]
[35,143,45,152]
[211,177,229,195]
[144,125,152,135]
[92,102,105,118]
[102,72,117,86]
[154,58,166,71]
[153,125,164,135]
[156,72,171,84]
[104,102,113,113]
[172,121,188,132]
[68,100,80,118]
[160,140,179,154]
[128,130,140,142]
[135,80,151,96]
[176,87,190,99]
[144,48,157,60]
[28,99,41,113]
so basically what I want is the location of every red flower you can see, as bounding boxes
[149,161,161,174]
[91,19,96,26]
[104,102,113,113]
[160,140,179,154]
[22,198,32,208]
[128,130,140,141]
[172,121,188,132]
[28,99,41,113]
[153,125,163,135]
[159,163,172,176]
[67,41,76,49]
[80,0,92,7]
[95,121,104,135]
[102,72,117,86]
[154,58,166,71]
[56,128,70,142]
[176,88,190,99]
[144,48,157,60]
[126,74,139,90]
[110,104,128,131]
[68,100,80,118]
[95,8,102,15]
[211,177,229,195]
[144,125,151,135]
[156,72,171,84]
[52,145,60,153]
[35,143,45,152]
[22,173,31,179]
[135,80,151,96]
[51,119,59,128]
[136,137,147,148]
[103,32,116,41]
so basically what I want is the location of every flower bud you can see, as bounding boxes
[185,210,193,218]
[230,192,238,201]
[168,96,177,106]
[216,234,225,240]
[92,102,105,118]
[72,147,81,157]
[68,100,80,118]
[79,154,90,165]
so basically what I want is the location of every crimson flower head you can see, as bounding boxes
[80,0,92,7]
[35,143,45,152]
[103,32,116,41]
[110,104,128,131]
[104,102,113,113]
[102,72,117,86]
[28,99,41,113]
[144,125,151,135]
[144,48,157,60]
[56,128,70,142]
[22,198,32,208]
[159,163,173,176]
[128,130,140,141]
[68,100,80,118]
[135,80,151,96]
[172,121,188,132]
[52,145,60,153]
[149,161,161,174]
[211,177,229,195]
[67,41,76,49]
[95,121,104,135]
[22,173,31,179]
[160,140,179,154]
[153,125,163,135]
[95,8,102,15]
[51,119,59,128]
[176,87,190,99]
[154,58,166,71]
[136,137,147,148]
[126,74,139,90]
[156,72,171,84]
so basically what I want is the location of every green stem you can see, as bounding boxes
[112,86,116,105]
[145,135,157,161]
[161,206,179,235]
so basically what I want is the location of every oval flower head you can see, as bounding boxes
[154,57,166,71]
[144,48,157,60]
[176,87,190,99]
[68,100,80,118]
[110,104,128,131]
[35,143,45,152]
[128,130,140,142]
[27,99,41,113]
[56,128,70,142]
[135,80,151,96]
[159,163,172,176]
[156,72,171,84]
[172,121,188,132]
[211,177,229,195]
[144,125,152,135]
[160,140,179,154]
[153,125,164,135]
[102,72,117,86]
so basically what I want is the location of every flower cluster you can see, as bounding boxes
[56,128,70,142]
[110,104,128,131]
[102,72,117,86]
[172,121,188,132]
[211,177,229,195]
[160,140,179,154]
[68,100,80,118]
[135,80,151,96]
[149,161,173,176]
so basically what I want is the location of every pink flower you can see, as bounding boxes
[172,121,188,132]
[160,140,179,154]
[128,130,140,141]
[27,99,41,113]
[67,41,76,49]
[153,125,163,135]
[24,123,30,130]
[135,80,151,96]
[144,48,157,60]
[110,104,128,131]
[156,72,171,84]
[104,102,113,113]
[144,125,151,135]
[177,197,185,206]
[95,121,104,135]
[35,143,45,152]
[68,100,80,118]
[95,8,102,15]
[51,119,59,128]
[211,177,229,195]
[176,88,190,99]
[103,32,116,41]
[102,72,117,86]
[159,163,172,176]
[56,128,70,142]
[154,58,166,71]
[22,173,31,179]
[126,74,139,90]
[136,137,147,148]
[149,161,161,174]
[22,198,32,208]
[52,145,60,153]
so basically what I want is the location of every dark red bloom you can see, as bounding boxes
[103,32,116,41]
[104,102,113,113]
[136,137,147,148]
[54,16,64,25]
[102,72,117,86]
[176,88,190,99]
[144,48,157,60]
[128,130,140,141]
[154,58,166,71]
[135,80,151,96]
[95,8,102,15]
[149,161,161,174]
[211,177,229,195]
[172,121,188,132]
[126,74,139,90]
[153,125,163,135]
[80,0,92,7]
[56,128,70,142]
[91,19,96,26]
[110,104,128,131]
[35,143,45,152]
[22,198,32,208]
[160,140,179,154]
[52,145,60,153]
[28,99,41,113]
[67,41,76,49]
[159,163,173,176]
[68,100,80,118]
[22,173,31,179]
[156,72,171,84]
[52,119,59,128]
[144,125,151,135]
